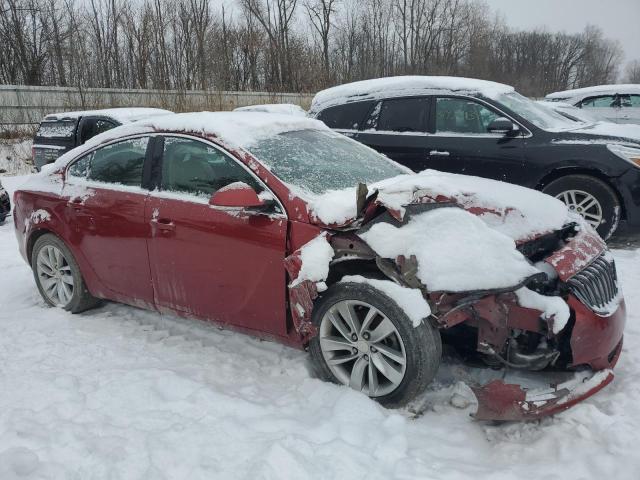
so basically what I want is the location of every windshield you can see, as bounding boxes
[497,92,576,131]
[247,129,407,194]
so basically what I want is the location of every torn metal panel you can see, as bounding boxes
[472,369,615,421]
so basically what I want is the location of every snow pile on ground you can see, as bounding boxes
[342,275,431,327]
[1,178,640,479]
[0,139,34,176]
[234,103,308,117]
[310,76,514,113]
[359,207,540,292]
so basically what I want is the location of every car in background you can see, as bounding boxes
[32,107,173,171]
[545,84,640,124]
[536,100,606,124]
[233,103,308,117]
[12,112,625,420]
[310,76,640,239]
[0,179,9,223]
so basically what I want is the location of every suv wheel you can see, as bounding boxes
[32,233,100,312]
[309,281,441,408]
[542,175,620,240]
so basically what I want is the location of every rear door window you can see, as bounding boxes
[316,101,374,130]
[69,137,149,186]
[376,97,429,133]
[79,118,118,144]
[580,95,618,108]
[619,95,640,107]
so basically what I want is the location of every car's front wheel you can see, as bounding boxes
[32,233,99,313]
[309,281,441,408]
[542,175,621,240]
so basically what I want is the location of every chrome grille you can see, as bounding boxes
[567,254,619,315]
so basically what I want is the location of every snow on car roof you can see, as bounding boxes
[545,84,640,102]
[310,76,514,113]
[47,111,329,170]
[233,103,308,117]
[43,107,174,124]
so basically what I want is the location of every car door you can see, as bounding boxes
[62,136,154,307]
[146,135,289,336]
[618,94,640,124]
[354,96,431,171]
[420,96,526,182]
[578,95,621,123]
[77,116,118,145]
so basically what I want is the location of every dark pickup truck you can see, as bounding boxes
[32,108,172,170]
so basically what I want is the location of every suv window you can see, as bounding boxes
[316,101,374,130]
[36,120,77,138]
[71,137,149,186]
[435,97,501,134]
[580,95,617,108]
[620,95,640,107]
[376,97,428,132]
[79,118,117,144]
[161,137,261,198]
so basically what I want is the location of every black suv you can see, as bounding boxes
[310,76,640,239]
[32,108,172,171]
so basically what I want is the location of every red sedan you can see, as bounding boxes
[12,112,625,420]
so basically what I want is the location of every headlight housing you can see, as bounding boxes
[607,144,640,168]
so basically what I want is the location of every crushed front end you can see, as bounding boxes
[430,222,625,420]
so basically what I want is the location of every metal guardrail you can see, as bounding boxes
[0,85,314,128]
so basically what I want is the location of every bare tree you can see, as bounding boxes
[624,59,640,83]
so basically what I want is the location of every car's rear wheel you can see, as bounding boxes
[32,234,99,313]
[542,175,620,240]
[309,281,441,408]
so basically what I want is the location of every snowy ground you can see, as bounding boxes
[0,139,34,176]
[0,176,639,479]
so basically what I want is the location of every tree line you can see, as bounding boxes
[0,0,631,98]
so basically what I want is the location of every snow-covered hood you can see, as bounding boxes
[308,170,570,242]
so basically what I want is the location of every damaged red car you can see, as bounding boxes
[12,112,625,421]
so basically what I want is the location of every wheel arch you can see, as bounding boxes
[27,228,55,265]
[536,167,626,220]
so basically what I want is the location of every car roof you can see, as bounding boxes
[310,75,514,114]
[545,84,640,103]
[42,107,174,124]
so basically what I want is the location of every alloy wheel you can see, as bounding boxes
[319,299,407,397]
[555,189,603,228]
[36,245,75,307]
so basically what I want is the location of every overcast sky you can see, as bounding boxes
[484,0,640,69]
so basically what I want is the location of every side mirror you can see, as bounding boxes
[487,117,517,134]
[209,182,265,208]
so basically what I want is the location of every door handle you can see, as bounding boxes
[151,218,175,231]
[429,150,450,157]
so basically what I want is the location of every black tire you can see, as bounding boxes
[31,233,100,313]
[309,281,441,408]
[542,174,621,240]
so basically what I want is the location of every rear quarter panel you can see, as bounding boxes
[13,187,109,299]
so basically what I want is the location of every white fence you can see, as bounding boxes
[0,85,314,130]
